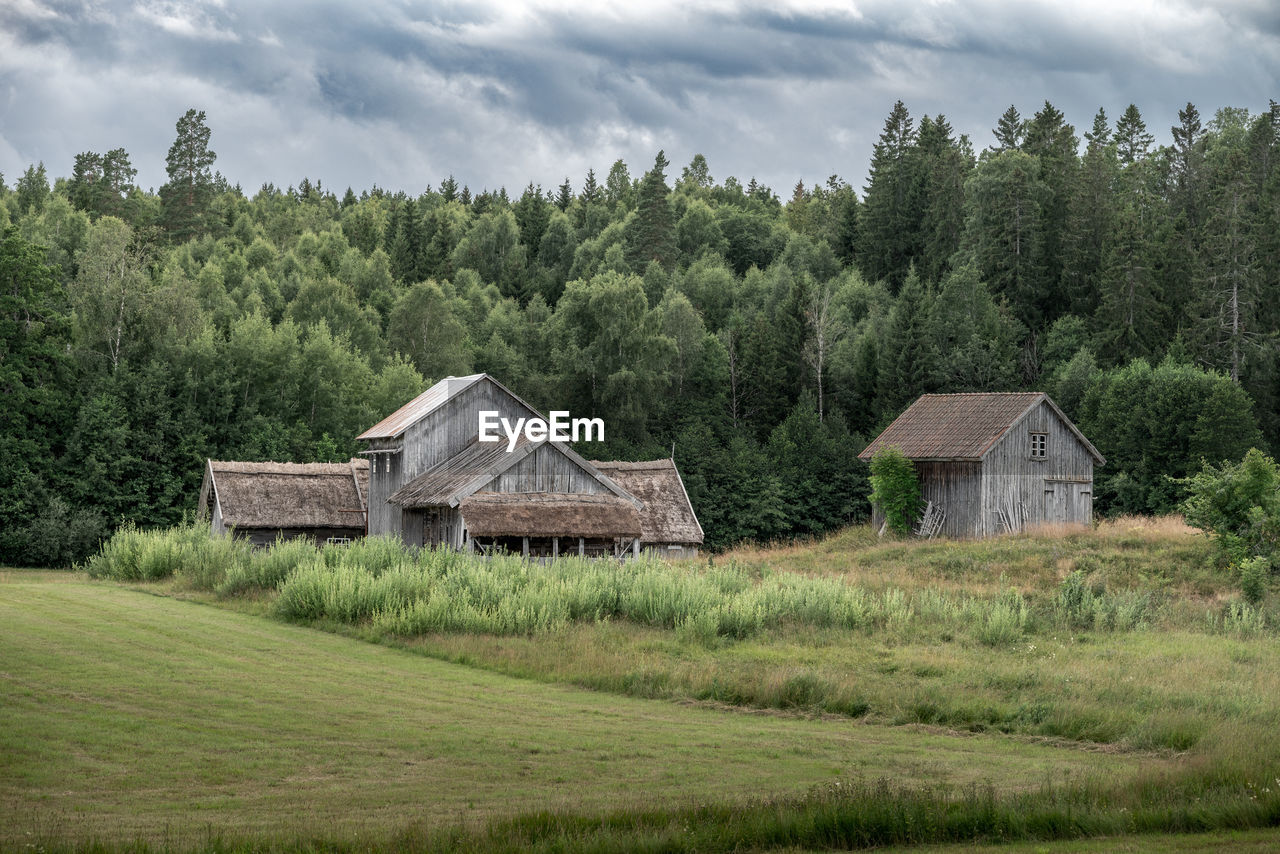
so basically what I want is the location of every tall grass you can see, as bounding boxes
[82,525,1254,644]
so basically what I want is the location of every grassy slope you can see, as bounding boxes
[373,520,1276,750]
[0,573,1142,848]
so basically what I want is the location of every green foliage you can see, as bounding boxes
[1079,358,1264,515]
[868,447,923,535]
[1182,448,1280,565]
[4,102,1280,559]
[159,108,217,242]
[1239,556,1269,605]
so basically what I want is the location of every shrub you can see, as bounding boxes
[1239,556,1270,606]
[868,447,923,536]
[1181,448,1280,565]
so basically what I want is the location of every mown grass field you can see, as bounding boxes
[7,517,1280,851]
[0,571,1147,850]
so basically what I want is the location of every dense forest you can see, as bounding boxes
[2,99,1277,564]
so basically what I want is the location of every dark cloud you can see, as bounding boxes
[1,0,1277,200]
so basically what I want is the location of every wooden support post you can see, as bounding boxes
[632,538,640,558]
[522,537,530,560]
[578,537,584,556]
[467,535,474,554]
[553,537,559,559]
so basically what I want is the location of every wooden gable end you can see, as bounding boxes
[397,376,542,481]
[981,400,1097,480]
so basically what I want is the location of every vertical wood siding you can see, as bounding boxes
[979,401,1095,536]
[491,445,607,494]
[366,377,545,542]
[916,461,982,538]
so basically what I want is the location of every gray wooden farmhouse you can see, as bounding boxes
[197,459,369,546]
[858,392,1105,538]
[358,373,703,558]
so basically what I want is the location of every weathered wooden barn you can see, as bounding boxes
[359,373,703,557]
[858,392,1105,538]
[197,459,369,546]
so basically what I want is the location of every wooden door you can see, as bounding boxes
[1043,481,1066,524]
[1072,483,1092,524]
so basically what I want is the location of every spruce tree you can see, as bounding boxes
[993,105,1024,151]
[625,151,677,272]
[858,100,918,290]
[1114,104,1154,166]
[1023,101,1079,322]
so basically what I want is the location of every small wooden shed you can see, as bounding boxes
[858,392,1105,538]
[197,459,370,546]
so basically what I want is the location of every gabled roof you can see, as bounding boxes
[388,435,639,509]
[590,459,704,544]
[356,374,487,441]
[858,392,1105,464]
[199,459,369,530]
[388,435,537,507]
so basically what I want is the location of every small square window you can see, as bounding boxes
[1030,432,1048,459]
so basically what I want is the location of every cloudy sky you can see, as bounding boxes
[2,0,1277,198]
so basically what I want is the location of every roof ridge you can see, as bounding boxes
[918,391,1043,397]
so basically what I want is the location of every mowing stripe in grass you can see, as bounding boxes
[0,575,1144,848]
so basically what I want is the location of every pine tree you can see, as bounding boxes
[159,109,217,242]
[1060,121,1120,318]
[554,178,573,211]
[1022,101,1079,322]
[962,150,1049,330]
[1094,201,1165,364]
[513,183,551,251]
[439,175,459,202]
[877,268,936,410]
[915,114,969,283]
[1084,108,1110,148]
[580,168,602,205]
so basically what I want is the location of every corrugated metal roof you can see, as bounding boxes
[356,374,486,441]
[859,393,1048,461]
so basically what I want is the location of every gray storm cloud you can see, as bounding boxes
[0,0,1275,197]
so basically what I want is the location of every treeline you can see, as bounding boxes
[1,100,1276,563]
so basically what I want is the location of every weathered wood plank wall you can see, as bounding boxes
[366,378,540,542]
[491,445,608,495]
[917,461,982,538]
[980,401,1094,536]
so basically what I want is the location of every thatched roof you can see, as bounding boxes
[388,434,535,508]
[461,492,641,538]
[858,393,1105,463]
[200,459,369,530]
[590,459,704,545]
